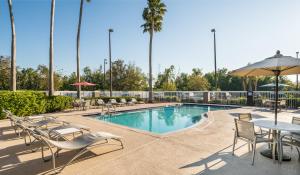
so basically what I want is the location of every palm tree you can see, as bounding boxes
[8,0,16,91]
[76,0,90,98]
[141,0,167,103]
[49,0,55,96]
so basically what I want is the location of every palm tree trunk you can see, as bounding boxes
[148,29,153,103]
[76,0,84,99]
[8,0,16,91]
[49,0,55,96]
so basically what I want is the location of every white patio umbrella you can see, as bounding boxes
[230,50,300,125]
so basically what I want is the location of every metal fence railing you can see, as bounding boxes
[54,90,300,109]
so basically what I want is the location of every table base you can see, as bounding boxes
[260,149,291,161]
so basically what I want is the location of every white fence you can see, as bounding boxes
[54,90,300,109]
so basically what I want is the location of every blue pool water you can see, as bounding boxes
[96,104,232,134]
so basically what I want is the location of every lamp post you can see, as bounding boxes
[103,58,107,91]
[108,28,113,97]
[211,28,217,90]
[296,52,299,90]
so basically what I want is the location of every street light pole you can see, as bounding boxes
[108,28,113,97]
[211,28,217,90]
[103,58,107,91]
[297,52,299,90]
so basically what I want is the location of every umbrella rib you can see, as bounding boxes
[244,69,258,76]
[281,66,297,73]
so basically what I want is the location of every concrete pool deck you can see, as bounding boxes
[0,103,300,175]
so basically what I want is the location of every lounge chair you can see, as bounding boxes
[82,100,91,110]
[118,98,127,106]
[132,98,145,104]
[109,99,119,106]
[23,121,90,146]
[31,129,123,173]
[232,119,273,165]
[97,99,116,112]
[15,117,67,137]
[96,99,106,111]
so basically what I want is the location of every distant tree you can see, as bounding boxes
[154,65,175,90]
[8,0,16,91]
[110,60,147,91]
[141,0,167,102]
[175,73,189,91]
[0,56,11,90]
[187,69,210,90]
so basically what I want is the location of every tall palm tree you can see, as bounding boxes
[49,0,55,96]
[8,0,16,91]
[76,0,90,99]
[141,0,167,103]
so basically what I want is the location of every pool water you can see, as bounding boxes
[96,104,232,134]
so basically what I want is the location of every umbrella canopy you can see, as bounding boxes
[231,50,300,77]
[230,50,300,125]
[71,81,96,86]
[259,83,289,88]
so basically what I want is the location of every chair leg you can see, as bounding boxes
[251,141,256,165]
[58,148,89,173]
[296,147,300,160]
[248,142,250,152]
[232,134,236,155]
[268,129,271,149]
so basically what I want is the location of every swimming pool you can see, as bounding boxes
[96,104,234,134]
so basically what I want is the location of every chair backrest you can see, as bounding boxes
[292,117,300,125]
[97,99,104,105]
[110,99,117,103]
[234,119,255,141]
[280,100,286,105]
[84,100,91,106]
[121,98,126,103]
[131,98,137,103]
[237,113,252,122]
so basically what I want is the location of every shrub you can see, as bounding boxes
[46,95,73,113]
[0,91,73,119]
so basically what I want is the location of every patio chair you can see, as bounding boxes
[33,129,123,173]
[72,100,81,110]
[279,100,287,111]
[232,119,273,165]
[237,113,270,138]
[279,117,300,162]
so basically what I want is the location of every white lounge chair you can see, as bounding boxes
[32,129,123,173]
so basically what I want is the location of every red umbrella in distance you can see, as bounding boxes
[71,81,96,86]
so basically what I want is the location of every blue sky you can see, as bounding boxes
[1,0,300,81]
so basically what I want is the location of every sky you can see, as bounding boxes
[1,0,300,81]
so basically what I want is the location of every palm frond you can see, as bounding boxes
[141,0,167,34]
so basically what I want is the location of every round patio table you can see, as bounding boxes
[252,119,300,161]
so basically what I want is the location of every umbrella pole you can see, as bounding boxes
[274,71,280,125]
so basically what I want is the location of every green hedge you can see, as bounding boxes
[0,91,73,119]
